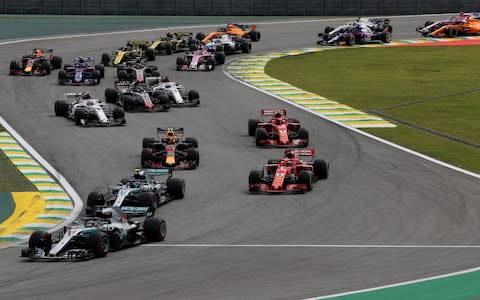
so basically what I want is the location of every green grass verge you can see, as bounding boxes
[265,46,480,173]
[0,126,36,192]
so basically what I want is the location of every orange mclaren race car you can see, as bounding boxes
[220,23,261,41]
[416,12,480,37]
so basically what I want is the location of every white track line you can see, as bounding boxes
[306,265,480,299]
[142,244,480,248]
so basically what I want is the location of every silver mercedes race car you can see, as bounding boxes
[54,92,126,126]
[20,207,167,261]
[85,168,185,217]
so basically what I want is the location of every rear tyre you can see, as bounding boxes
[214,51,225,65]
[144,218,167,242]
[248,119,260,136]
[54,100,68,117]
[87,231,109,258]
[195,32,205,41]
[51,56,62,69]
[29,231,52,255]
[165,43,173,55]
[241,41,252,53]
[298,170,312,191]
[105,88,118,103]
[145,48,155,61]
[324,26,334,33]
[87,191,105,208]
[249,30,261,41]
[92,70,101,84]
[118,70,128,81]
[298,127,309,145]
[139,191,156,213]
[255,128,268,146]
[101,53,110,66]
[167,178,185,199]
[313,159,329,180]
[381,32,392,43]
[142,137,156,148]
[95,64,105,77]
[184,137,198,148]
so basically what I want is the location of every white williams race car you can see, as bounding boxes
[151,81,200,107]
[54,92,126,126]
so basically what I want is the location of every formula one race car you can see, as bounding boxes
[102,41,155,66]
[20,207,167,261]
[176,47,225,71]
[150,81,200,107]
[249,149,329,193]
[105,80,170,112]
[149,32,196,55]
[318,18,392,46]
[248,109,309,147]
[58,57,105,85]
[54,92,126,126]
[116,61,164,82]
[199,24,261,42]
[142,128,199,170]
[9,48,62,76]
[86,168,185,217]
[416,12,480,37]
[204,34,252,55]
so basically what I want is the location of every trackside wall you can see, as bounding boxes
[1,0,479,16]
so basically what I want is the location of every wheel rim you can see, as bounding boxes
[101,236,109,253]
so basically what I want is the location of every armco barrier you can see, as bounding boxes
[1,0,480,16]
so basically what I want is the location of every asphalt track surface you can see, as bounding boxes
[0,16,479,300]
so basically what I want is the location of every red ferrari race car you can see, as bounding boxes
[141,127,199,170]
[249,149,329,194]
[248,109,309,147]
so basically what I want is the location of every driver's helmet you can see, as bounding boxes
[285,150,296,159]
[205,42,216,52]
[87,100,94,106]
[82,92,91,99]
[163,130,177,144]
[129,181,140,188]
[86,220,98,227]
[133,169,146,180]
[33,49,42,57]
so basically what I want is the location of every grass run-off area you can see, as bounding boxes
[0,125,35,192]
[266,45,480,173]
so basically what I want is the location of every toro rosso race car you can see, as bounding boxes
[105,80,170,112]
[102,41,155,67]
[10,48,62,76]
[176,47,225,71]
[86,168,185,216]
[416,12,480,37]
[58,57,105,85]
[249,149,329,194]
[20,207,167,261]
[248,109,309,147]
[54,92,126,126]
[318,18,392,46]
[141,128,199,170]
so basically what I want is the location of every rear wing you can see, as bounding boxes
[168,32,192,38]
[74,56,95,64]
[261,109,287,117]
[64,92,89,101]
[287,149,316,158]
[157,127,184,136]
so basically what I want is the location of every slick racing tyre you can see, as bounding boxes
[184,137,198,148]
[298,170,313,191]
[255,128,268,146]
[248,119,260,136]
[167,178,185,200]
[54,100,68,117]
[313,159,329,180]
[87,231,109,258]
[29,231,52,255]
[248,170,262,192]
[144,218,167,242]
[186,148,200,169]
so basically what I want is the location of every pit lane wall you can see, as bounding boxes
[1,0,480,16]
[0,129,78,248]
